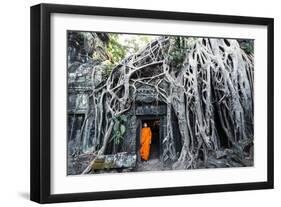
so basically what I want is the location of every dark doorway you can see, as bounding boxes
[141,119,160,160]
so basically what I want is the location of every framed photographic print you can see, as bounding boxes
[30,3,274,203]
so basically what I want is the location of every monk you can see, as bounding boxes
[140,122,152,161]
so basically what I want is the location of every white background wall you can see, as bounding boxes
[0,0,279,206]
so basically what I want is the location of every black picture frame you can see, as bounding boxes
[30,3,274,204]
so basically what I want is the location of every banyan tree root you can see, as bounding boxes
[81,36,254,174]
[170,38,254,169]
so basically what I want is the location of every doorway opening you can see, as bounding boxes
[141,119,160,160]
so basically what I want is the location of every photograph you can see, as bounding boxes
[29,3,274,203]
[66,31,254,175]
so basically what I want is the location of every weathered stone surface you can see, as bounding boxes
[135,85,167,103]
[123,115,137,154]
[91,152,136,171]
[67,32,109,156]
[68,152,137,175]
[135,105,166,116]
[67,153,94,175]
[134,159,172,172]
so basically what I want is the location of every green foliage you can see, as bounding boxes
[109,115,128,145]
[107,34,127,65]
[106,34,154,66]
[101,60,116,79]
[102,34,155,80]
[123,35,151,55]
[168,37,188,69]
[120,125,126,135]
[238,40,254,55]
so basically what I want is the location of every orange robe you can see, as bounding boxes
[140,127,152,161]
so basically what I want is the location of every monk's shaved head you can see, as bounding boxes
[143,122,148,127]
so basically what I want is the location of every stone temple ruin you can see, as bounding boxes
[67,32,142,174]
[67,32,254,175]
[67,33,178,174]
